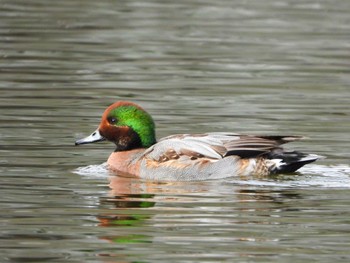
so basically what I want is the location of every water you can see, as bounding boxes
[1,0,350,262]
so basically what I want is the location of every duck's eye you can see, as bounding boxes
[108,117,117,124]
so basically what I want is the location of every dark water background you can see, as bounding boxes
[1,0,350,262]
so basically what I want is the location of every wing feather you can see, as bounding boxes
[145,133,303,161]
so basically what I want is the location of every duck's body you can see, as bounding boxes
[75,101,319,181]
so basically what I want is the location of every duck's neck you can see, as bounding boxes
[114,128,156,151]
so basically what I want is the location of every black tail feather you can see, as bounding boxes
[268,151,320,174]
[277,157,318,173]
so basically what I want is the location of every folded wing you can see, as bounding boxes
[146,133,303,161]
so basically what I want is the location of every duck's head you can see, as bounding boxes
[75,101,156,151]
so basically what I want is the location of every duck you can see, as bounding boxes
[75,101,320,181]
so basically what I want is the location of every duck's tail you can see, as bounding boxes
[268,151,322,174]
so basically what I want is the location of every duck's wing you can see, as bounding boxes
[145,133,303,161]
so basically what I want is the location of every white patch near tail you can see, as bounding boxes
[267,158,284,170]
[269,153,322,174]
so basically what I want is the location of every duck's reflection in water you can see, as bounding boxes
[97,174,304,262]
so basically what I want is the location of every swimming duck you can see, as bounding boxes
[75,101,319,181]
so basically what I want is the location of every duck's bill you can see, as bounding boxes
[75,129,106,145]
